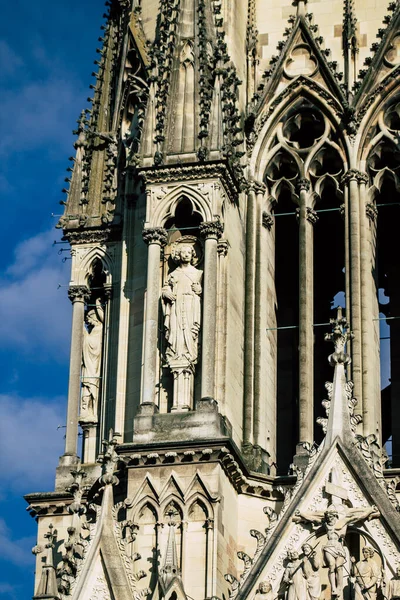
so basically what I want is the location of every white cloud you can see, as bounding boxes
[0,229,71,357]
[0,394,65,494]
[0,519,35,568]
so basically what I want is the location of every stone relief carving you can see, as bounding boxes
[162,238,203,411]
[351,546,381,600]
[388,565,400,599]
[282,549,306,599]
[81,300,104,422]
[301,543,321,600]
[253,581,273,600]
[294,504,380,599]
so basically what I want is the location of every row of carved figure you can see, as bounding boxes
[79,239,203,420]
[255,551,400,600]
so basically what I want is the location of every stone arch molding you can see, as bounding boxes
[250,90,348,182]
[72,246,114,286]
[148,184,214,228]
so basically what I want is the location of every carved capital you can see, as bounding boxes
[296,207,319,225]
[248,180,266,195]
[262,211,274,230]
[341,169,369,185]
[366,202,378,222]
[217,239,229,256]
[142,227,168,247]
[68,285,90,303]
[103,284,113,300]
[296,178,311,193]
[199,220,224,240]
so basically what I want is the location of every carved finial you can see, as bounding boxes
[292,0,308,18]
[33,524,60,600]
[98,430,120,486]
[324,307,352,366]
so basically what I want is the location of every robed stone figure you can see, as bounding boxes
[81,301,104,420]
[162,244,203,365]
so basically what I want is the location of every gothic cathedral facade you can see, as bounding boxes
[27,1,400,599]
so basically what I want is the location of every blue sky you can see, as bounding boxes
[0,1,103,597]
[0,2,394,598]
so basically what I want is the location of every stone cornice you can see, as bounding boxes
[137,161,241,204]
[62,227,122,246]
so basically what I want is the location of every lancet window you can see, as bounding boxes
[262,100,346,472]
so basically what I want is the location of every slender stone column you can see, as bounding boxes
[199,220,224,401]
[243,184,257,444]
[359,172,375,435]
[297,179,316,447]
[215,240,229,411]
[254,183,268,448]
[141,227,168,410]
[343,170,363,410]
[205,518,215,598]
[64,285,90,459]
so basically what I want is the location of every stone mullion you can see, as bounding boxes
[141,228,168,410]
[243,184,257,445]
[205,518,215,598]
[64,285,90,460]
[199,221,223,401]
[253,183,267,448]
[359,173,376,436]
[215,240,229,412]
[344,170,363,415]
[298,180,315,447]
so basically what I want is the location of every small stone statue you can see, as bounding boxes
[388,565,400,599]
[301,543,321,600]
[282,550,306,599]
[162,244,203,364]
[294,504,380,599]
[254,581,273,600]
[81,301,104,420]
[351,546,380,600]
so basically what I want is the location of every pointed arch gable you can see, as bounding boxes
[159,473,185,504]
[357,84,400,165]
[149,184,213,228]
[250,85,349,181]
[76,246,114,286]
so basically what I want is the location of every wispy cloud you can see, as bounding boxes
[0,229,71,357]
[0,519,35,568]
[0,40,24,79]
[0,394,65,494]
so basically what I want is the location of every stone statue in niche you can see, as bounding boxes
[81,300,104,421]
[161,238,203,411]
[351,546,380,600]
[254,581,273,600]
[301,543,321,600]
[294,504,380,599]
[162,242,202,364]
[388,565,400,599]
[282,550,306,599]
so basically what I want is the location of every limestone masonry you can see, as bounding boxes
[26,0,400,599]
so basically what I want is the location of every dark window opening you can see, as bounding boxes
[275,190,299,474]
[313,184,345,445]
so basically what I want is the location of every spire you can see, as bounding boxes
[324,307,355,445]
[32,524,60,600]
[343,0,358,91]
[160,517,181,590]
